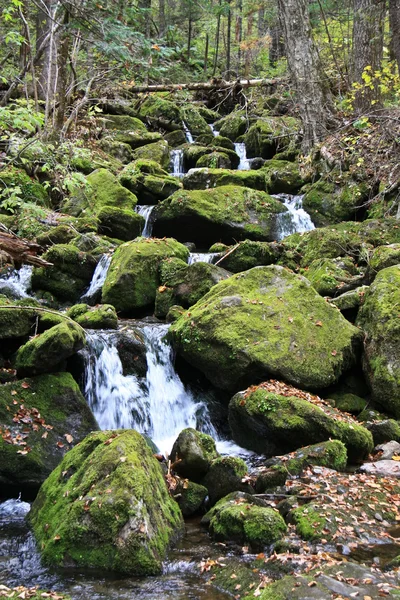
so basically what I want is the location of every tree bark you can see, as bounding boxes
[352,0,386,113]
[159,0,166,36]
[277,0,331,153]
[127,77,282,93]
[389,0,400,75]
[226,0,232,74]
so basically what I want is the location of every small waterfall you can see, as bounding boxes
[188,252,219,265]
[0,265,33,299]
[183,121,194,144]
[81,254,111,301]
[136,205,156,237]
[84,323,218,455]
[170,149,185,178]
[274,194,315,241]
[234,142,250,170]
[209,123,219,137]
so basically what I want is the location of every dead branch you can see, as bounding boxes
[127,78,284,94]
[0,226,53,267]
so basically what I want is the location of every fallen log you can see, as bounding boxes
[127,77,284,94]
[0,226,53,268]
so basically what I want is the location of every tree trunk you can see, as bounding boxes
[244,11,253,78]
[236,0,243,75]
[55,10,70,131]
[127,77,281,93]
[277,0,331,153]
[389,0,400,74]
[159,0,166,36]
[213,0,221,76]
[187,17,192,60]
[352,0,386,113]
[204,33,209,75]
[226,0,232,74]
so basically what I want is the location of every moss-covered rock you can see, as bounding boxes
[15,321,85,376]
[244,117,301,159]
[170,266,362,392]
[209,135,235,151]
[262,159,305,194]
[201,456,250,505]
[131,140,170,169]
[328,392,367,415]
[214,110,250,141]
[329,285,369,313]
[182,168,266,191]
[120,160,182,204]
[0,372,98,490]
[153,187,287,247]
[229,383,373,462]
[97,206,144,241]
[29,430,184,575]
[302,174,370,226]
[206,494,287,550]
[67,303,118,329]
[102,114,147,133]
[196,151,231,169]
[36,224,77,247]
[214,240,282,273]
[181,106,210,136]
[102,237,189,312]
[164,129,186,147]
[32,245,97,302]
[367,243,400,282]
[0,166,49,208]
[365,419,400,445]
[304,257,358,297]
[0,301,36,339]
[138,96,182,129]
[98,138,133,163]
[175,480,208,516]
[356,266,400,417]
[170,428,219,482]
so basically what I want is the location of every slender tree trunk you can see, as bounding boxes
[55,10,70,131]
[389,0,400,74]
[352,0,386,113]
[187,17,192,60]
[159,0,166,36]
[258,6,265,38]
[226,0,232,74]
[204,33,209,75]
[244,11,253,78]
[277,0,331,153]
[236,0,243,75]
[213,0,221,76]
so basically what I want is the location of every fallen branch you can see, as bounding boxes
[0,226,52,267]
[214,243,240,266]
[127,77,284,94]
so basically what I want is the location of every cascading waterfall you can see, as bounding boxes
[183,121,194,144]
[234,142,250,171]
[136,205,156,237]
[81,254,112,301]
[274,194,315,241]
[84,323,218,455]
[0,265,33,299]
[188,252,220,265]
[170,149,185,178]
[209,123,219,137]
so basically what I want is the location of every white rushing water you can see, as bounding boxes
[81,254,112,301]
[183,121,194,144]
[136,205,156,237]
[84,323,218,455]
[234,142,251,171]
[170,149,185,178]
[274,194,315,241]
[209,123,219,137]
[188,252,219,265]
[0,265,33,299]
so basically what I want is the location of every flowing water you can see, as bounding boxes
[183,122,194,144]
[208,124,219,137]
[136,205,156,237]
[170,149,185,178]
[188,253,220,265]
[81,254,112,302]
[234,143,250,171]
[274,194,315,240]
[0,265,33,299]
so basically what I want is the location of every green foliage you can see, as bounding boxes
[0,101,44,136]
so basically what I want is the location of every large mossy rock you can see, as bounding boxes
[304,257,358,297]
[205,493,287,550]
[15,321,85,376]
[367,243,400,282]
[0,372,98,490]
[102,237,189,312]
[356,266,400,417]
[302,174,370,226]
[102,115,162,149]
[170,266,362,392]
[29,430,184,575]
[138,96,182,129]
[182,144,240,170]
[229,383,373,462]
[214,110,251,141]
[32,244,97,303]
[201,456,251,505]
[182,168,266,191]
[262,159,305,194]
[67,303,118,329]
[211,240,282,273]
[119,160,182,204]
[0,166,49,207]
[131,140,170,169]
[97,206,144,241]
[244,117,301,159]
[170,428,219,481]
[196,151,231,169]
[181,106,209,136]
[153,186,287,247]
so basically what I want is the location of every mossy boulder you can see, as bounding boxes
[304,257,357,297]
[0,372,98,490]
[29,430,184,575]
[196,151,231,169]
[183,144,240,170]
[365,419,400,445]
[182,168,266,191]
[229,383,373,462]
[138,96,182,129]
[214,240,282,273]
[120,160,182,204]
[205,494,287,550]
[153,187,287,247]
[15,321,85,376]
[32,244,97,302]
[155,261,231,317]
[97,206,144,241]
[262,159,305,194]
[328,392,367,415]
[170,428,219,481]
[170,266,362,393]
[329,285,369,313]
[36,224,76,247]
[67,303,118,329]
[103,114,147,133]
[244,117,301,159]
[164,129,186,147]
[98,138,133,163]
[356,266,400,418]
[209,135,235,151]
[102,237,189,313]
[103,116,162,149]
[175,480,208,516]
[181,106,209,136]
[201,456,250,505]
[0,166,49,207]
[131,140,170,169]
[0,301,36,339]
[367,243,400,282]
[302,174,370,226]
[214,110,250,141]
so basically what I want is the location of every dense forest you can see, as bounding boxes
[1,1,400,600]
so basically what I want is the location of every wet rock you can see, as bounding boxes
[201,456,251,505]
[97,206,144,241]
[328,392,367,415]
[366,243,400,282]
[170,428,219,482]
[120,159,182,204]
[304,257,359,297]
[67,303,118,330]
[175,480,208,517]
[196,151,231,169]
[131,140,170,169]
[244,117,301,159]
[182,168,266,191]
[262,159,305,194]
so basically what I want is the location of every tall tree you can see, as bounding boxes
[352,0,386,113]
[277,0,331,152]
[389,0,400,74]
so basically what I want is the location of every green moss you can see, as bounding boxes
[29,430,184,575]
[182,168,266,191]
[181,106,209,136]
[328,392,367,415]
[131,140,170,169]
[138,97,182,128]
[214,110,250,141]
[196,152,231,169]
[244,117,300,159]
[120,161,182,202]
[97,206,144,241]
[217,240,282,273]
[0,166,49,207]
[67,303,118,329]
[201,456,249,505]
[368,244,400,280]
[176,481,208,516]
[103,114,147,132]
[170,427,219,481]
[304,257,356,297]
[262,159,305,194]
[87,168,138,212]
